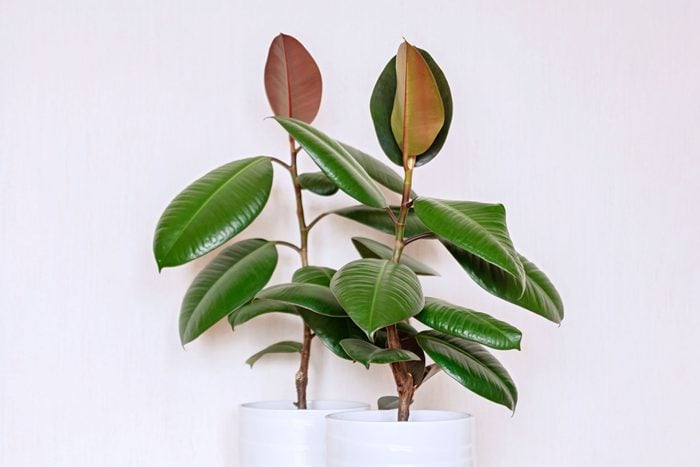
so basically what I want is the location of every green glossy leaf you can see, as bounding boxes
[444,242,564,323]
[416,330,517,410]
[340,142,416,197]
[352,237,438,276]
[179,239,278,344]
[298,308,366,360]
[414,198,525,289]
[298,171,339,196]
[330,258,424,336]
[246,340,302,367]
[273,117,387,208]
[333,206,429,237]
[370,49,452,167]
[228,299,299,330]
[256,283,345,317]
[339,338,420,368]
[415,297,522,350]
[154,157,273,269]
[391,41,445,158]
[292,266,336,287]
[377,396,401,410]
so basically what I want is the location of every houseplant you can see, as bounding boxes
[151,33,406,466]
[268,41,564,465]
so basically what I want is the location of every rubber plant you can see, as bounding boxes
[272,40,564,422]
[153,34,400,409]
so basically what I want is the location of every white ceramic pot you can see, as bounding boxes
[238,400,369,467]
[326,409,475,467]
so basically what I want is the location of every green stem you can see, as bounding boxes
[288,136,313,410]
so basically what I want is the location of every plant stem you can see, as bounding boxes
[387,155,417,421]
[288,136,313,410]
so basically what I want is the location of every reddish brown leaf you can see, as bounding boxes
[390,41,445,158]
[264,33,322,124]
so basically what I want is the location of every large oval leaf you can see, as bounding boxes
[297,171,339,196]
[228,299,299,330]
[179,239,278,344]
[264,34,322,124]
[339,339,420,368]
[443,242,564,323]
[340,142,416,197]
[298,308,366,360]
[273,117,387,208]
[414,198,525,289]
[415,297,522,350]
[333,206,429,237]
[370,48,452,167]
[292,266,336,287]
[330,258,424,336]
[416,330,518,410]
[246,340,302,368]
[153,157,273,270]
[351,237,438,276]
[256,283,345,317]
[391,41,445,158]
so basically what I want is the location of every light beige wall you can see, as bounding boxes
[2,1,699,465]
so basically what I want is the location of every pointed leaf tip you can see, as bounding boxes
[391,41,445,158]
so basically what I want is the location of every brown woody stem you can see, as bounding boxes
[386,155,417,421]
[289,136,313,410]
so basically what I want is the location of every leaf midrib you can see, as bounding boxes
[419,333,515,404]
[290,120,386,207]
[423,299,519,345]
[367,260,390,331]
[187,242,272,336]
[163,157,266,262]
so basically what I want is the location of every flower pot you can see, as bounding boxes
[239,400,369,467]
[326,409,475,467]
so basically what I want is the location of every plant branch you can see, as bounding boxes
[307,211,332,231]
[274,240,302,253]
[288,135,313,410]
[403,232,436,246]
[385,139,418,421]
[268,156,292,171]
[385,207,399,225]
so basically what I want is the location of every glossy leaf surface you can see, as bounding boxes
[370,49,452,166]
[333,206,429,237]
[256,283,345,317]
[179,239,277,344]
[228,299,298,330]
[264,34,322,123]
[154,157,273,269]
[414,198,525,288]
[246,340,302,368]
[298,171,339,196]
[330,258,424,336]
[377,396,401,410]
[292,266,337,287]
[340,142,416,197]
[416,330,518,410]
[340,338,420,368]
[274,117,387,208]
[391,41,445,157]
[298,308,366,360]
[351,237,438,276]
[415,297,522,350]
[444,243,564,323]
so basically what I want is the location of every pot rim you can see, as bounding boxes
[240,400,370,412]
[326,409,473,424]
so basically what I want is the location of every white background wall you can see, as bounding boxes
[2,1,699,465]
